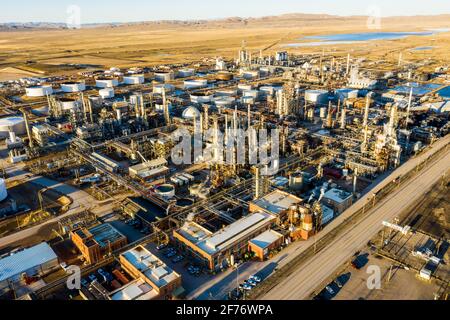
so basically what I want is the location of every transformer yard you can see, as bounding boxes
[0,23,449,302]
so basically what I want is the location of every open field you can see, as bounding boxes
[0,14,449,78]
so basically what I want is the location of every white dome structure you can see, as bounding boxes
[0,179,7,202]
[0,117,26,138]
[25,85,53,97]
[182,106,201,120]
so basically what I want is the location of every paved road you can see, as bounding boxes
[188,136,450,300]
[261,136,450,300]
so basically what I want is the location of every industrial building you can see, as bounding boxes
[119,245,183,300]
[128,158,169,180]
[71,224,128,264]
[173,212,276,271]
[249,190,303,223]
[248,229,284,261]
[0,243,59,294]
[321,188,353,214]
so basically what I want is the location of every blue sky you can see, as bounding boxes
[1,0,450,23]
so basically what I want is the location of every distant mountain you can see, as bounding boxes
[1,13,449,31]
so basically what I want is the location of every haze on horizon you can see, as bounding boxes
[1,0,450,24]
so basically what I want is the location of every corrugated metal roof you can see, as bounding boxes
[0,242,58,282]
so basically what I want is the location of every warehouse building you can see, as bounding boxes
[71,224,127,264]
[119,245,183,300]
[173,212,276,271]
[248,229,284,261]
[128,158,169,180]
[0,243,59,294]
[249,190,303,223]
[321,188,353,214]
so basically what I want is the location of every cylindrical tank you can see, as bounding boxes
[61,82,86,93]
[190,92,213,104]
[0,117,26,138]
[58,98,81,111]
[178,68,195,78]
[319,106,327,118]
[99,88,115,99]
[305,89,329,105]
[289,173,303,191]
[213,96,235,108]
[154,71,175,82]
[0,178,7,202]
[302,213,314,232]
[184,79,208,89]
[215,71,234,81]
[25,85,53,97]
[153,83,175,94]
[123,75,145,85]
[176,198,194,208]
[96,78,119,88]
[155,184,175,199]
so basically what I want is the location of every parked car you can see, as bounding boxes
[80,279,89,288]
[88,274,98,283]
[98,268,114,282]
[156,244,167,251]
[249,275,261,283]
[325,286,335,295]
[242,284,253,291]
[172,255,184,263]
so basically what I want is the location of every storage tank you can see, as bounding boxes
[0,117,26,138]
[289,173,304,191]
[155,184,175,199]
[58,98,81,111]
[154,71,175,82]
[0,178,7,202]
[243,89,259,99]
[123,75,145,85]
[25,85,53,97]
[61,82,86,93]
[190,92,213,104]
[319,106,327,118]
[305,89,329,105]
[99,88,115,99]
[184,79,208,90]
[96,78,119,88]
[182,106,201,120]
[336,88,358,103]
[153,83,175,94]
[177,68,195,78]
[215,71,234,81]
[213,96,235,108]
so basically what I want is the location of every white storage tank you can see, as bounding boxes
[336,88,358,103]
[320,106,327,118]
[243,89,259,99]
[0,178,7,202]
[25,85,53,97]
[154,71,175,82]
[0,116,26,138]
[99,87,115,99]
[305,89,329,105]
[96,78,119,88]
[153,83,175,94]
[178,68,195,78]
[123,75,145,85]
[240,70,260,80]
[213,96,235,108]
[182,106,201,120]
[58,98,81,111]
[190,92,213,104]
[155,184,175,199]
[184,79,208,90]
[61,82,86,93]
[238,84,253,92]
